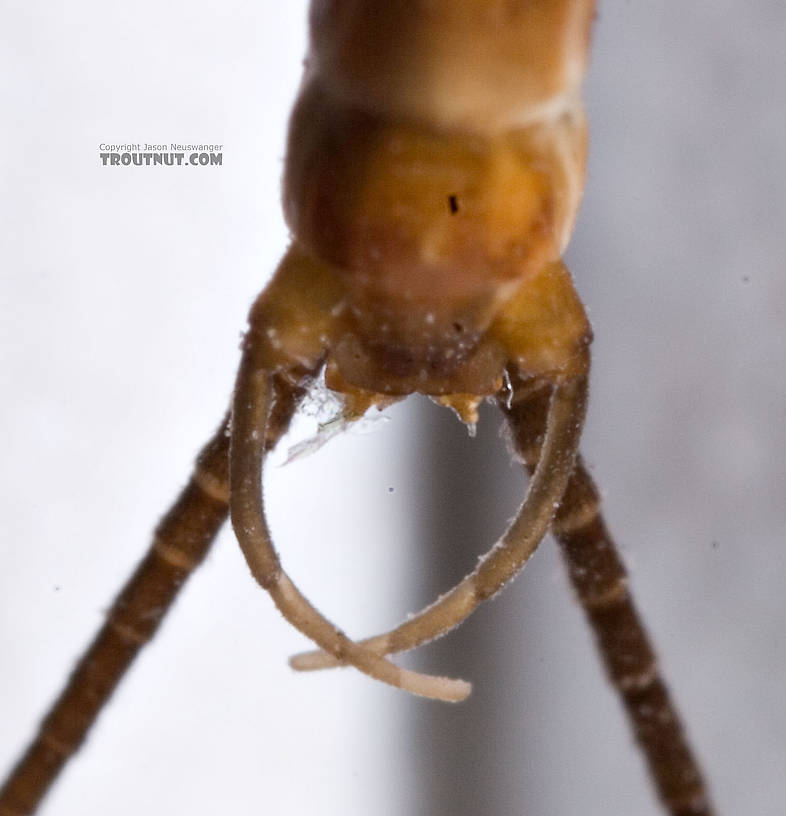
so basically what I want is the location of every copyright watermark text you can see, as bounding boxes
[99,143,223,167]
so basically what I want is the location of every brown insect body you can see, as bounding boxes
[271,0,593,399]
[0,3,716,815]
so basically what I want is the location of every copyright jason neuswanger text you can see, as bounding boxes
[99,143,223,166]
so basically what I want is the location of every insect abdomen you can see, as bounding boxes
[308,0,595,132]
[281,0,594,383]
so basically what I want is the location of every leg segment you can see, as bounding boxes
[229,347,471,702]
[289,369,588,672]
[0,375,307,816]
[504,377,715,816]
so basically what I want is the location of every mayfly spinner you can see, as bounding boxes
[1,2,714,815]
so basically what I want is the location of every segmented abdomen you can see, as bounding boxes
[284,0,595,365]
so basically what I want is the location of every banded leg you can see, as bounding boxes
[503,377,714,816]
[0,374,304,816]
[289,368,589,672]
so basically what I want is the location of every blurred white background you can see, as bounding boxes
[0,2,784,815]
